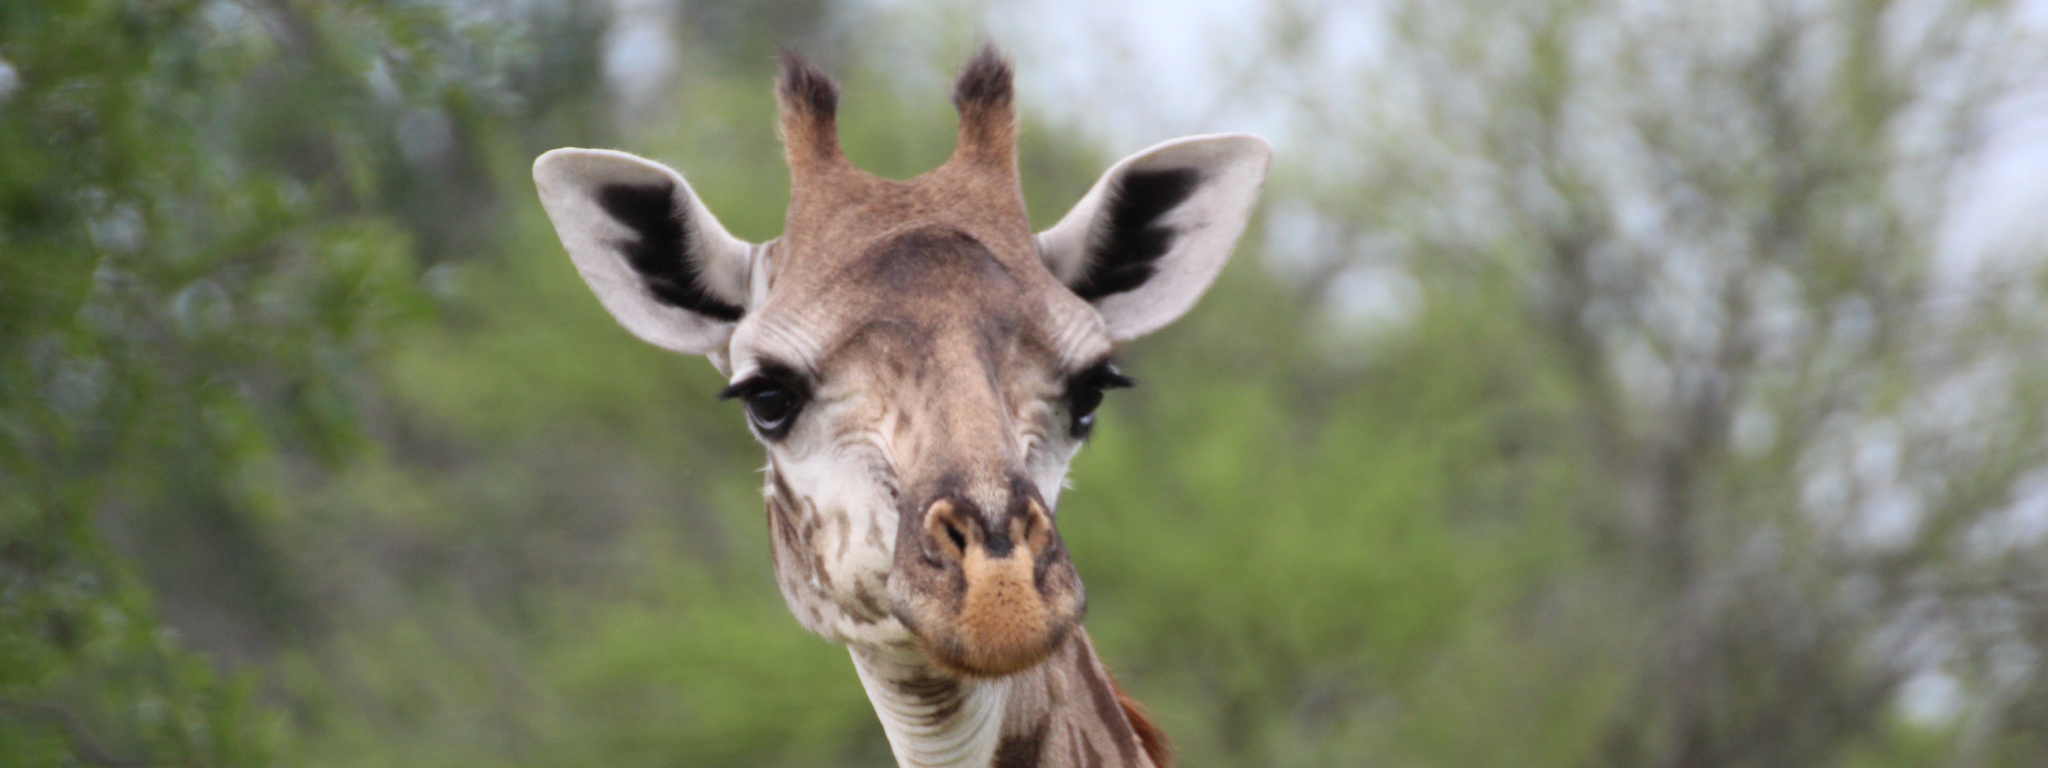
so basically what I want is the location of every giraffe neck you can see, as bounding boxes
[850,628,1164,768]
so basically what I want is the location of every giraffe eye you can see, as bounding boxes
[746,387,799,432]
[1065,362,1134,439]
[720,365,809,440]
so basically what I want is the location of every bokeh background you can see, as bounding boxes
[7,0,2048,765]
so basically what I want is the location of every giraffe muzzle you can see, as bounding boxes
[890,496,1086,677]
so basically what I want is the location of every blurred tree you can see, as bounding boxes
[13,0,2046,766]
[0,0,523,763]
[1200,0,2048,764]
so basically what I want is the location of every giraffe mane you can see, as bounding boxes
[1111,674,1173,767]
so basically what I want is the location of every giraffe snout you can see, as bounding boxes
[921,496,1050,563]
[890,493,1086,677]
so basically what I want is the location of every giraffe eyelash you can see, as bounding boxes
[1069,361,1136,392]
[1064,361,1134,439]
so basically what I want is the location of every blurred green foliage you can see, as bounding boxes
[0,0,467,763]
[5,0,2047,766]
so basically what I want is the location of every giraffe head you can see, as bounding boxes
[534,46,1268,677]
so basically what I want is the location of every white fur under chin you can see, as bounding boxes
[852,645,1013,768]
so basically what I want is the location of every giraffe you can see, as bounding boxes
[532,45,1268,768]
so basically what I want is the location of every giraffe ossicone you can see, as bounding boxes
[533,44,1269,768]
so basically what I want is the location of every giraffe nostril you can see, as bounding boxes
[920,496,1038,562]
[923,499,972,562]
[943,519,967,553]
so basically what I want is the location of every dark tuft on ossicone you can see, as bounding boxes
[947,43,1017,169]
[778,50,839,118]
[952,42,1013,114]
[777,50,843,166]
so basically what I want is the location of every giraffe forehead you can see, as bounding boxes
[734,226,1111,382]
[781,159,1035,264]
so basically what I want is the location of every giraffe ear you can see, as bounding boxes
[533,148,757,356]
[1038,134,1271,341]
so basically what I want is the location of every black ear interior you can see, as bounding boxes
[1071,168,1204,300]
[597,182,745,322]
